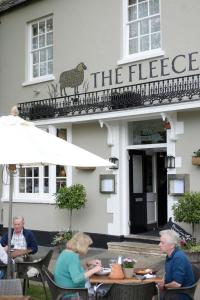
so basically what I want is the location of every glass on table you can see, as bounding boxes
[109,258,117,268]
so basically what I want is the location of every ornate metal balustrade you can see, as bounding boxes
[18,74,200,120]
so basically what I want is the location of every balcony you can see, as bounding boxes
[18,74,200,121]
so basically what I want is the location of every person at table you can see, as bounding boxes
[54,232,102,298]
[0,244,9,278]
[0,216,38,259]
[158,229,195,300]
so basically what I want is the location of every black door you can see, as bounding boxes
[157,152,167,226]
[129,150,147,233]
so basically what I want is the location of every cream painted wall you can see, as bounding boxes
[177,110,200,190]
[71,123,112,233]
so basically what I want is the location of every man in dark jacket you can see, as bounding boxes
[0,216,38,258]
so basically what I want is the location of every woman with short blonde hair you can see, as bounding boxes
[54,231,102,297]
[67,232,92,255]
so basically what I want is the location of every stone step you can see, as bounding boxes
[107,241,163,256]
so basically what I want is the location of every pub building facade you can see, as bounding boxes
[0,0,200,246]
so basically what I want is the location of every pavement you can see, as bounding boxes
[37,245,200,299]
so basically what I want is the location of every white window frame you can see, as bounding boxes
[1,125,72,204]
[23,15,55,86]
[118,0,164,65]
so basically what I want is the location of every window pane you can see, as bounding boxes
[27,179,32,193]
[19,179,25,193]
[151,16,160,32]
[44,178,49,193]
[34,167,38,177]
[140,19,149,35]
[47,32,53,45]
[19,168,25,177]
[47,47,53,60]
[32,23,38,36]
[47,18,53,32]
[129,22,138,38]
[34,179,39,193]
[138,2,148,18]
[39,21,45,34]
[129,38,138,54]
[140,35,149,51]
[33,51,39,64]
[39,35,45,48]
[48,61,53,74]
[128,6,137,21]
[32,37,38,50]
[129,0,136,5]
[27,168,32,177]
[44,166,49,177]
[56,179,66,192]
[150,0,159,15]
[40,62,47,76]
[40,49,46,62]
[151,32,160,49]
[33,64,39,77]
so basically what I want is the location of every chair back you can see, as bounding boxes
[36,248,54,270]
[99,282,157,300]
[192,264,200,283]
[0,278,22,295]
[42,265,88,300]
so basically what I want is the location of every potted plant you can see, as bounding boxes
[172,192,200,265]
[122,258,136,278]
[51,230,73,252]
[53,184,87,250]
[192,149,200,165]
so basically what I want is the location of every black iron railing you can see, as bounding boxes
[18,74,200,120]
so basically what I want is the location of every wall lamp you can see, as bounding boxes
[109,156,119,170]
[165,155,175,169]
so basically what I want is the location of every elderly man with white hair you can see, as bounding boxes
[158,229,195,300]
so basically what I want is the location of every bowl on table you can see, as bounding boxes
[95,267,111,276]
[134,268,157,275]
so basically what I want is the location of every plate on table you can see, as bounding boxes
[95,267,111,275]
[134,268,157,275]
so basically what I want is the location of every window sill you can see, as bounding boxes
[22,75,55,86]
[117,49,165,65]
[1,195,55,204]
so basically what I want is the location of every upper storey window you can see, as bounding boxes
[120,0,162,63]
[29,16,53,80]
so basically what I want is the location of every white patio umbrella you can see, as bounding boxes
[0,107,113,277]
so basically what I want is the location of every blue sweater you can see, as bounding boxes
[0,228,38,254]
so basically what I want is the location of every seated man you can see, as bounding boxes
[158,229,195,300]
[0,216,38,259]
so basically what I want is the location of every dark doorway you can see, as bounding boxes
[157,152,167,226]
[129,150,147,233]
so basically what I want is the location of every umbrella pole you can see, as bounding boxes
[7,165,16,279]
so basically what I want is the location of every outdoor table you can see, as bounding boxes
[90,274,163,284]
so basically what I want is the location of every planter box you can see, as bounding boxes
[192,156,200,165]
[185,251,200,267]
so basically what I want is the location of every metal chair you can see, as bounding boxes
[0,278,23,295]
[42,265,89,300]
[162,264,200,300]
[95,281,158,300]
[0,263,8,279]
[17,249,53,299]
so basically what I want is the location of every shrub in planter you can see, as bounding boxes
[172,192,200,238]
[54,184,87,232]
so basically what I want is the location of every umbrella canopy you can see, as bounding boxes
[0,114,112,167]
[0,109,113,278]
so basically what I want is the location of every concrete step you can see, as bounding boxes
[107,241,163,256]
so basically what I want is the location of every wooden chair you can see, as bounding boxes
[42,265,89,300]
[17,249,53,299]
[95,281,158,300]
[162,264,200,300]
[0,278,23,295]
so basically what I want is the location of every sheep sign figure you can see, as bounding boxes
[59,62,87,96]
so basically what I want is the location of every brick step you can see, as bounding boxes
[107,241,163,256]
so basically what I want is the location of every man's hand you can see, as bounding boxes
[11,249,29,258]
